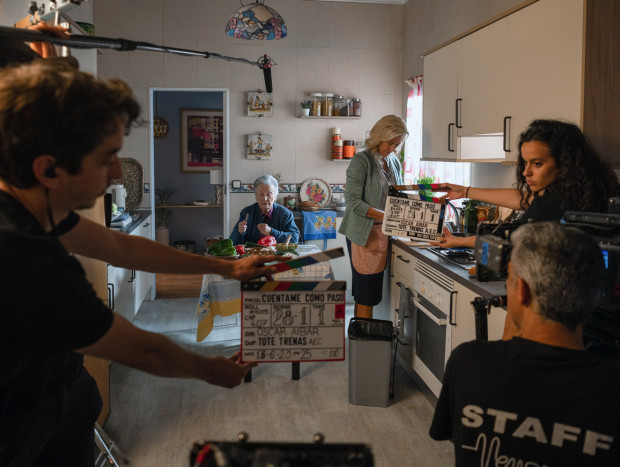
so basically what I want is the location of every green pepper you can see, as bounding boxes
[208,238,234,254]
[212,247,236,256]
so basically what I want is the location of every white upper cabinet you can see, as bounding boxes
[456,18,508,137]
[422,42,458,159]
[504,0,583,160]
[422,0,584,162]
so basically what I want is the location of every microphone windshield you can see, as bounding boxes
[263,66,273,93]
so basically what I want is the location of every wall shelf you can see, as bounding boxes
[330,159,352,162]
[156,205,222,208]
[299,116,361,119]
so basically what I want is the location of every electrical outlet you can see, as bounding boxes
[144,183,150,193]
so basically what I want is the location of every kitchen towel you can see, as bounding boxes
[302,210,337,240]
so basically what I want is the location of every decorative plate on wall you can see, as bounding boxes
[300,178,332,208]
[111,158,144,211]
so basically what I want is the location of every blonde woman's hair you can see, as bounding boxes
[364,115,408,153]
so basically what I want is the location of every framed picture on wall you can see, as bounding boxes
[180,109,224,172]
[247,133,273,159]
[247,91,273,117]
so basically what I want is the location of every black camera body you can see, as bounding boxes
[472,211,620,358]
[473,222,521,282]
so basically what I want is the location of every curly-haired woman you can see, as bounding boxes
[431,119,620,248]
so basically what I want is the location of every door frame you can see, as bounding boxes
[148,87,230,299]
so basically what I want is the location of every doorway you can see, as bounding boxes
[149,88,229,297]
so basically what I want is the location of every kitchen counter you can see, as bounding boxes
[391,237,506,299]
[112,209,152,235]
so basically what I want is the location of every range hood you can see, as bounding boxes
[456,133,506,161]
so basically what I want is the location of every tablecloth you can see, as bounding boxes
[301,210,337,240]
[196,244,333,341]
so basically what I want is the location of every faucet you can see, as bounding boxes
[446,200,461,233]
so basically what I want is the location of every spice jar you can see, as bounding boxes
[321,93,334,117]
[343,140,355,159]
[309,93,322,117]
[331,128,343,160]
[352,98,362,117]
[334,96,349,117]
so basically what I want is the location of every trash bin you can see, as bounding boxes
[348,317,394,407]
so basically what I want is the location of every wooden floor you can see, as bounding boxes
[155,273,203,298]
[102,298,455,466]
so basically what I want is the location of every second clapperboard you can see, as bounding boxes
[241,248,346,363]
[381,185,446,241]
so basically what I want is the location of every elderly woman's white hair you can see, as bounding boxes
[254,174,279,197]
[364,115,409,153]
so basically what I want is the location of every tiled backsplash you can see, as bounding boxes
[230,183,345,194]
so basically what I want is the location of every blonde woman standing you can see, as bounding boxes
[339,115,408,319]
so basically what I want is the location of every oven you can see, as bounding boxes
[410,261,456,397]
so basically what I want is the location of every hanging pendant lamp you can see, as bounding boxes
[225,0,287,40]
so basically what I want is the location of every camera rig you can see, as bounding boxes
[190,432,373,467]
[471,210,620,357]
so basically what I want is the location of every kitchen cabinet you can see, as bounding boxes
[107,215,153,320]
[451,282,506,348]
[503,0,583,158]
[422,43,458,159]
[388,238,507,398]
[422,0,584,162]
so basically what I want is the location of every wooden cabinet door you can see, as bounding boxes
[422,43,458,159]
[504,0,584,161]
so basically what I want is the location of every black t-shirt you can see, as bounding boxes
[430,338,620,466]
[0,191,113,424]
[519,191,578,224]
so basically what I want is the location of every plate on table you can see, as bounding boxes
[300,178,332,209]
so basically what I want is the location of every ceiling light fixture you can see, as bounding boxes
[225,1,287,40]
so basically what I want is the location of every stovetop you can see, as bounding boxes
[428,247,476,270]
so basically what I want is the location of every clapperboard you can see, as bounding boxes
[381,185,446,241]
[241,248,346,363]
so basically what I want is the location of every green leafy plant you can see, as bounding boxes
[300,101,312,109]
[414,175,436,198]
[155,207,171,227]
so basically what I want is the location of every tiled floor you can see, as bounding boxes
[102,298,455,466]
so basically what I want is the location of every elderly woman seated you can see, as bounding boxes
[230,175,300,246]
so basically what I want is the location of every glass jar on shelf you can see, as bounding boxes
[352,98,362,117]
[321,93,334,117]
[309,93,322,116]
[333,95,346,116]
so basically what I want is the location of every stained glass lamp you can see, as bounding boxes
[225,1,287,40]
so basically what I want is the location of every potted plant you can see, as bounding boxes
[300,101,311,116]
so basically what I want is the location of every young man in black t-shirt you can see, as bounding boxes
[429,222,620,465]
[0,58,285,466]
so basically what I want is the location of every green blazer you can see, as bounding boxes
[338,149,403,246]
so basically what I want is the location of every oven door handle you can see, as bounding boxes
[412,297,447,326]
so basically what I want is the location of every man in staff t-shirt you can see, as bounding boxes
[429,221,620,466]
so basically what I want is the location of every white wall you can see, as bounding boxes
[93,0,405,210]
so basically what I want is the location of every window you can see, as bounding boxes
[403,76,471,221]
